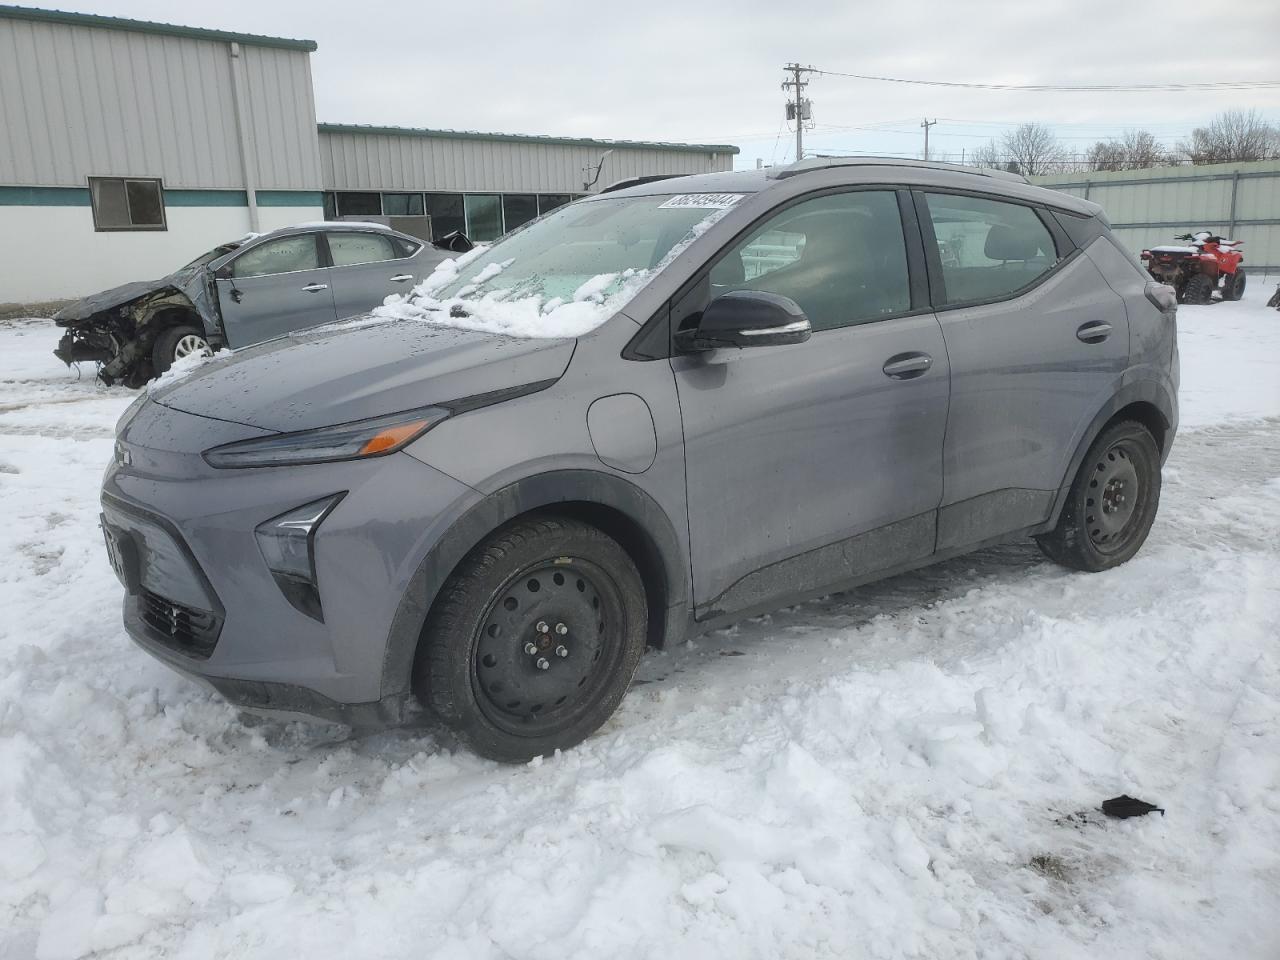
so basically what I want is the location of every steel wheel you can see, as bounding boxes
[173,333,211,360]
[1037,420,1161,572]
[417,515,647,762]
[471,557,625,736]
[1084,440,1143,553]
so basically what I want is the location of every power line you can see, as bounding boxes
[812,69,1280,92]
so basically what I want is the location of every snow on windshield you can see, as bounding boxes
[372,194,741,338]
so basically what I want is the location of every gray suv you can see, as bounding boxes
[103,158,1178,761]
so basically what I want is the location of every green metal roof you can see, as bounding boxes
[0,5,318,51]
[317,123,741,156]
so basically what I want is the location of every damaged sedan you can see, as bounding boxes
[53,222,462,386]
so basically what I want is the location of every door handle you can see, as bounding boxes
[302,283,329,293]
[1076,321,1112,344]
[882,352,933,380]
[389,274,414,283]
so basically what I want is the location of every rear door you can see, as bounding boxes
[324,231,420,319]
[917,190,1130,550]
[214,233,336,347]
[672,189,950,617]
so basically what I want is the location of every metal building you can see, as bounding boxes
[318,124,736,242]
[1034,160,1280,273]
[0,5,738,303]
[0,6,326,302]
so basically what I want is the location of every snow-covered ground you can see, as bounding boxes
[1,287,1278,960]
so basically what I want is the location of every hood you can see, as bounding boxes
[54,278,173,323]
[150,316,576,432]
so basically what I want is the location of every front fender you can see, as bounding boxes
[379,468,689,700]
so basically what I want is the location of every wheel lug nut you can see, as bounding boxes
[536,621,549,633]
[555,645,569,658]
[524,642,538,655]
[555,623,568,635]
[536,657,550,670]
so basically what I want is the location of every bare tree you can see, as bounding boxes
[968,139,1002,169]
[1179,110,1280,164]
[1087,130,1170,171]
[1001,123,1068,176]
[1122,129,1169,169]
[1088,140,1127,172]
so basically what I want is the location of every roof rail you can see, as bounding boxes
[768,156,1029,185]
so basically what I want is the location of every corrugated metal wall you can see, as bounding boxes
[0,17,321,190]
[318,129,736,194]
[1035,160,1280,271]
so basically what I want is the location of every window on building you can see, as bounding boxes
[323,192,338,221]
[424,193,466,240]
[502,195,539,233]
[464,194,503,242]
[231,234,322,279]
[924,193,1060,305]
[334,192,382,217]
[327,232,397,266]
[538,194,572,216]
[89,177,166,231]
[709,191,910,331]
[381,192,425,216]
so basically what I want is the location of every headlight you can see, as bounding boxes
[203,406,450,469]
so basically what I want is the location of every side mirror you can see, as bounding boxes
[676,290,811,351]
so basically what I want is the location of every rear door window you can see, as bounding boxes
[924,193,1060,305]
[327,232,398,266]
[231,234,322,278]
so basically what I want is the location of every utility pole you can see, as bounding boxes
[921,118,937,161]
[782,63,815,161]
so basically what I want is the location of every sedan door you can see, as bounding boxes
[324,231,420,319]
[671,189,950,618]
[214,233,337,348]
[917,191,1130,550]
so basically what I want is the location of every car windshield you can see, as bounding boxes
[372,193,745,338]
[180,242,241,272]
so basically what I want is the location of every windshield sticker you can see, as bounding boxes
[659,193,743,210]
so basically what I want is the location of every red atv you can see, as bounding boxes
[1140,231,1245,304]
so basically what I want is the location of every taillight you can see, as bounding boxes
[1140,250,1151,260]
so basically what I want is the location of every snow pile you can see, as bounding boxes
[372,208,728,339]
[0,289,1278,958]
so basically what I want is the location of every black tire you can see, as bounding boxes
[415,515,647,762]
[1224,268,1246,301]
[1182,273,1214,305]
[151,324,210,375]
[1036,421,1161,572]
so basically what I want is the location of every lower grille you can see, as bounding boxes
[140,590,222,660]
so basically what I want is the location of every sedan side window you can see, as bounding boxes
[328,232,398,267]
[232,235,321,279]
[708,191,910,331]
[924,193,1060,305]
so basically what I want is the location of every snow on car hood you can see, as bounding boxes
[149,317,575,433]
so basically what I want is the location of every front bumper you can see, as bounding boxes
[106,399,479,718]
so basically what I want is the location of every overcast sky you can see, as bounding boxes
[70,0,1280,168]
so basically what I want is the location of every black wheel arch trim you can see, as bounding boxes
[380,468,689,700]
[1049,379,1176,528]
